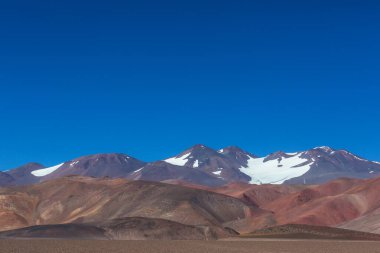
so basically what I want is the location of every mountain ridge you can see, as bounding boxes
[1,145,379,187]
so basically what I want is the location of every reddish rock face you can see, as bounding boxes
[197,176,380,233]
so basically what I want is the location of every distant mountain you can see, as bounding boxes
[43,153,146,180]
[163,145,380,185]
[0,171,15,186]
[286,147,380,184]
[4,153,145,185]
[249,146,380,184]
[6,163,45,185]
[1,145,380,187]
[163,144,252,183]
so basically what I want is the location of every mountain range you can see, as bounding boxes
[1,145,379,187]
[1,145,380,240]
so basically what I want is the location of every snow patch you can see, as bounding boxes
[132,167,144,174]
[31,163,64,177]
[314,146,333,153]
[70,161,79,167]
[164,152,191,166]
[212,169,223,178]
[193,160,199,168]
[239,155,313,185]
[212,170,222,175]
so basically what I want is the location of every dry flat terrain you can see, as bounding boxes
[242,224,380,241]
[1,240,380,253]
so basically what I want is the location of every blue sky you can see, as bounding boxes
[1,0,380,170]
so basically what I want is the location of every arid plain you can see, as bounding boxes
[1,239,380,253]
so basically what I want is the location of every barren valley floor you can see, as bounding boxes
[1,239,380,253]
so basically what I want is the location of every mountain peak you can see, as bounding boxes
[164,144,219,167]
[219,146,243,153]
[71,153,136,160]
[12,162,45,170]
[219,146,257,158]
[265,150,288,158]
[188,144,213,151]
[313,146,335,153]
[7,162,45,174]
[174,144,217,157]
[5,162,46,185]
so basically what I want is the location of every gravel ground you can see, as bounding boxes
[1,239,380,253]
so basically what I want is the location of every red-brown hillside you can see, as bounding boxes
[199,177,380,233]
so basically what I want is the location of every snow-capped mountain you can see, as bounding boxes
[41,153,146,180]
[0,163,45,186]
[1,145,380,187]
[162,145,380,185]
[285,146,380,184]
[0,171,15,186]
[235,146,380,184]
[163,144,252,182]
[0,154,146,185]
[163,145,313,184]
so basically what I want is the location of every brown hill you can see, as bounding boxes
[210,182,304,208]
[0,176,259,234]
[0,217,232,240]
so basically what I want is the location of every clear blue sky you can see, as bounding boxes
[1,0,380,170]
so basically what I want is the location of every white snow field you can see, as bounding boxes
[239,154,312,184]
[31,163,64,177]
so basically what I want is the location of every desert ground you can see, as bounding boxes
[1,239,380,253]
